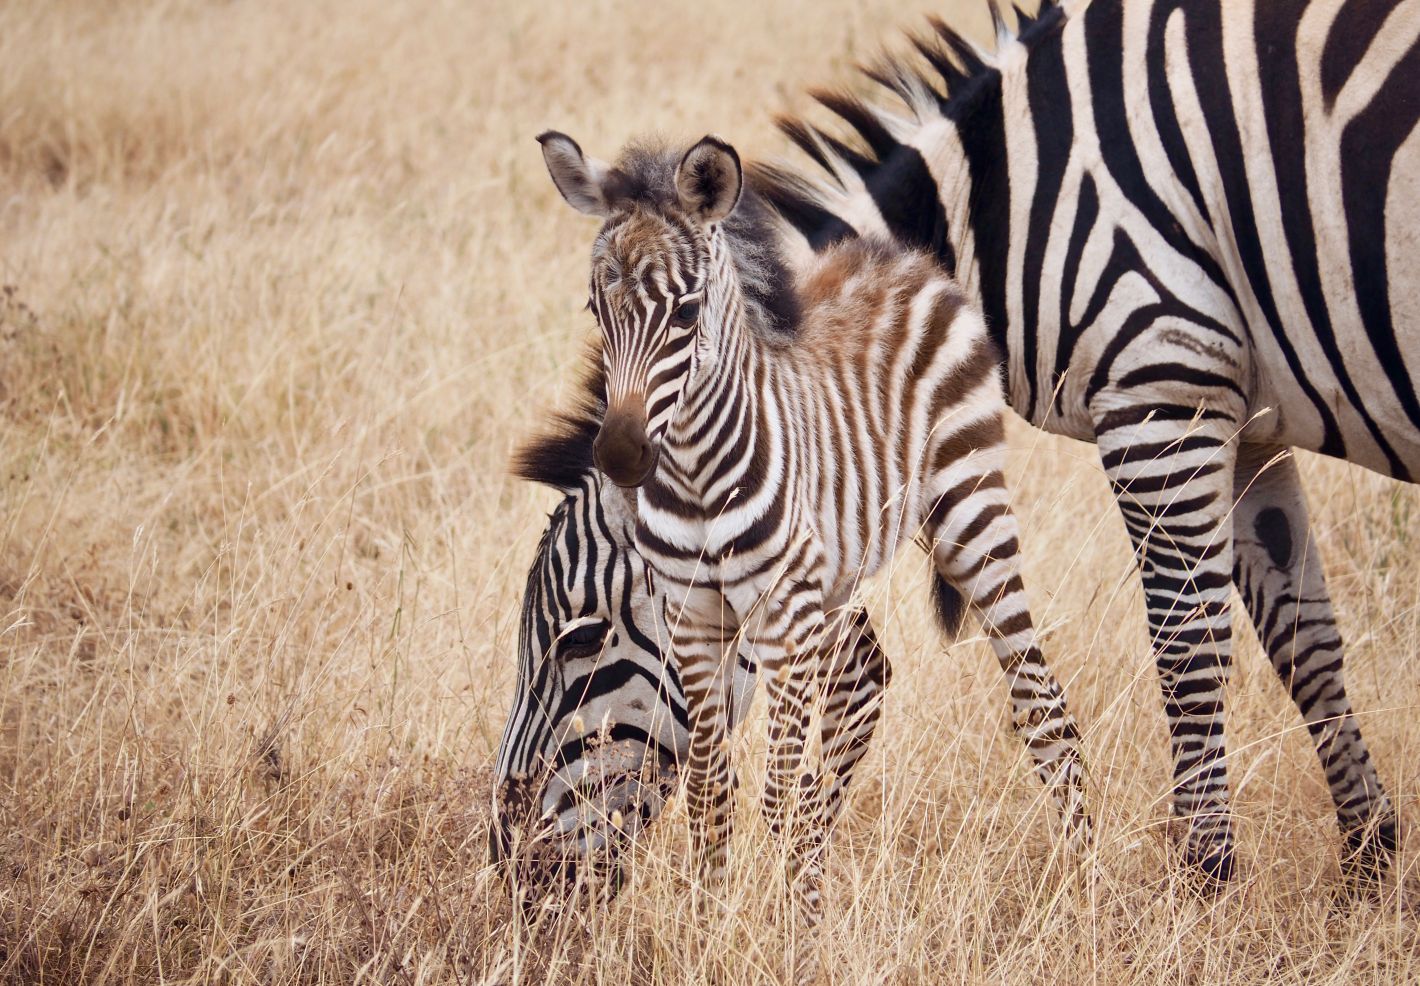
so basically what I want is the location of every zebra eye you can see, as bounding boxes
[558,621,608,658]
[671,300,700,326]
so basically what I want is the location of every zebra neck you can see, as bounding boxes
[850,25,1025,413]
[661,276,762,498]
[682,234,755,424]
[671,306,754,445]
[937,83,1012,397]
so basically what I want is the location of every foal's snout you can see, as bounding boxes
[594,409,658,487]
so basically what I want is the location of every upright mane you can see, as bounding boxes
[751,1,1069,258]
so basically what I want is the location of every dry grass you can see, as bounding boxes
[0,1,1416,983]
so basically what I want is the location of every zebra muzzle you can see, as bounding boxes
[594,409,659,487]
[491,744,678,906]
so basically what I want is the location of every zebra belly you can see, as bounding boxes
[1241,220,1420,480]
[1196,0,1420,480]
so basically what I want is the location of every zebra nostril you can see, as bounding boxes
[601,441,657,488]
[634,442,658,480]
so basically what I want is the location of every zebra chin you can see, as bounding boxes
[491,747,677,907]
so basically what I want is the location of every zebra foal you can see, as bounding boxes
[538,132,1090,939]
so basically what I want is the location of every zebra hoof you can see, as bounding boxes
[1184,844,1235,890]
[1340,814,1400,886]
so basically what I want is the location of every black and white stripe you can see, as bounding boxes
[756,0,1415,882]
[491,358,893,904]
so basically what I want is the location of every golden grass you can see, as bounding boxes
[0,1,1416,982]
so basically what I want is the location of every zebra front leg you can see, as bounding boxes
[1233,444,1398,884]
[731,577,829,976]
[926,465,1091,850]
[1096,401,1241,884]
[666,582,741,908]
[815,607,891,832]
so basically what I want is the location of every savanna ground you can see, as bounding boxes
[1,1,1417,983]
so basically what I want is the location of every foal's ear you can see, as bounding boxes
[675,136,742,224]
[537,130,612,217]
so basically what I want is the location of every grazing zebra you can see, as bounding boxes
[532,131,1090,951]
[749,0,1416,883]
[490,386,897,896]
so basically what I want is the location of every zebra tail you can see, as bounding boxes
[930,572,966,639]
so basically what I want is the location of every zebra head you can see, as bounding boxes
[492,398,759,904]
[538,131,746,488]
[491,465,680,898]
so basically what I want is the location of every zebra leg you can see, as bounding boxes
[926,467,1091,849]
[1233,444,1398,883]
[730,578,830,962]
[815,607,891,832]
[665,581,741,905]
[1095,403,1241,883]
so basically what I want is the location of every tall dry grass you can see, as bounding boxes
[0,1,1415,983]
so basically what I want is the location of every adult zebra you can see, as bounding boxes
[750,0,1417,882]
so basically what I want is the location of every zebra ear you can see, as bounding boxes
[538,130,612,217]
[675,135,742,224]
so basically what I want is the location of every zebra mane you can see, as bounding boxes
[512,346,605,493]
[597,138,802,338]
[751,0,1067,250]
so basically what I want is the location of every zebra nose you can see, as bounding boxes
[490,774,538,867]
[594,412,658,487]
[490,781,520,866]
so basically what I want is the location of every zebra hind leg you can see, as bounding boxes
[1233,444,1398,886]
[925,466,1092,850]
[814,607,891,832]
[1096,402,1241,886]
